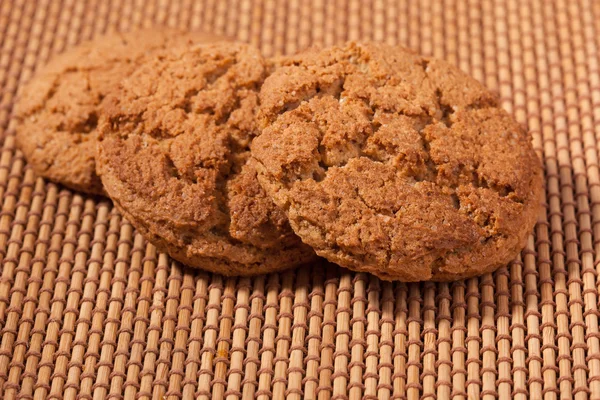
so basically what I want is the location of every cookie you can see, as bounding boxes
[96,42,316,275]
[14,28,222,195]
[251,42,543,281]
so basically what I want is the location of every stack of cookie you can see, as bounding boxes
[15,29,543,281]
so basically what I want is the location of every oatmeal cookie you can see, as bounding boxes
[252,42,543,281]
[97,42,316,275]
[15,28,222,195]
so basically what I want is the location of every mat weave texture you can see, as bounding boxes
[0,1,599,399]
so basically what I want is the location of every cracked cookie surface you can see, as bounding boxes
[97,42,316,275]
[252,42,543,281]
[15,28,221,195]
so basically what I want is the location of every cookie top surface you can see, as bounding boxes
[252,42,543,281]
[15,28,221,195]
[96,42,315,275]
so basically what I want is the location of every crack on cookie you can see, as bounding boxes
[353,186,395,218]
[147,126,174,140]
[220,95,243,128]
[472,169,522,203]
[182,87,204,114]
[319,77,346,101]
[434,88,455,128]
[328,193,394,266]
[279,77,347,117]
[293,208,333,248]
[163,153,181,180]
[180,63,237,124]
[414,118,438,182]
[205,58,236,84]
[104,112,144,139]
[450,193,461,210]
[57,110,99,134]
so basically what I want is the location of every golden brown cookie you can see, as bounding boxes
[96,42,316,275]
[252,42,543,281]
[14,28,222,195]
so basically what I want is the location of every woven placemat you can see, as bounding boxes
[0,0,599,399]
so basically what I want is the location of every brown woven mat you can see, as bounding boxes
[0,1,599,399]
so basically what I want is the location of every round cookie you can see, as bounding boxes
[252,42,543,281]
[14,28,222,195]
[96,42,316,275]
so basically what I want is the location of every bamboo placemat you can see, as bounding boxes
[0,0,599,399]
